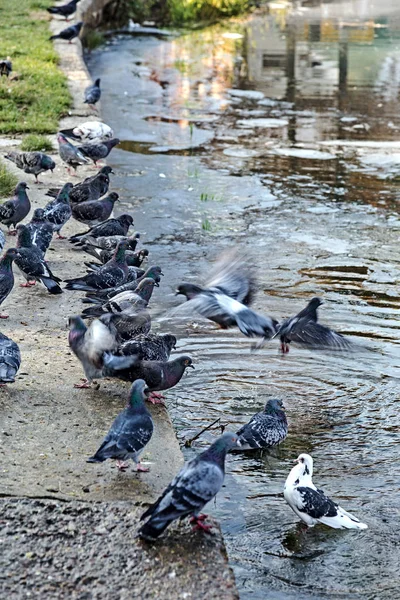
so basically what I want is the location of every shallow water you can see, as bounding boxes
[87,2,400,597]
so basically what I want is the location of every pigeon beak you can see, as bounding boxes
[144,387,150,396]
[154,281,159,287]
[175,290,180,296]
[26,185,30,190]
[188,364,195,369]
[160,272,164,276]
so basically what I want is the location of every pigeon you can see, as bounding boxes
[26,209,54,257]
[69,214,134,245]
[120,333,176,362]
[57,132,89,175]
[139,432,238,540]
[284,453,368,530]
[101,309,151,342]
[84,78,101,109]
[0,248,20,318]
[82,232,140,253]
[71,192,119,226]
[49,21,83,43]
[83,246,148,267]
[236,399,288,451]
[15,225,62,294]
[103,354,194,403]
[87,379,154,471]
[60,121,114,144]
[0,230,5,252]
[78,139,120,166]
[0,182,31,234]
[47,0,80,20]
[81,278,157,317]
[43,182,73,239]
[273,297,353,354]
[65,240,129,291]
[68,314,119,388]
[46,166,112,203]
[0,332,21,384]
[0,58,12,77]
[85,266,163,302]
[4,151,55,183]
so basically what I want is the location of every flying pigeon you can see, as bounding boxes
[87,379,154,472]
[120,333,176,362]
[84,78,101,109]
[71,192,119,227]
[0,248,20,318]
[0,332,21,384]
[60,121,114,144]
[284,453,368,530]
[49,21,83,43]
[43,182,73,239]
[272,297,353,354]
[46,166,112,203]
[69,214,133,245]
[85,266,162,302]
[57,132,89,175]
[82,232,140,253]
[65,240,129,291]
[15,225,62,294]
[4,151,55,183]
[236,399,288,451]
[0,182,31,235]
[78,138,120,166]
[103,354,194,403]
[0,58,12,77]
[68,314,119,388]
[26,208,54,257]
[47,0,80,20]
[139,432,238,540]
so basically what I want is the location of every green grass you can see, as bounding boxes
[83,30,105,52]
[20,134,53,151]
[167,0,248,24]
[0,0,71,134]
[0,161,18,197]
[201,217,212,231]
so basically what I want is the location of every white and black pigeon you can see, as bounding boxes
[236,399,288,451]
[84,78,101,109]
[57,132,89,175]
[0,332,21,384]
[176,251,278,342]
[0,182,31,235]
[272,297,353,354]
[87,379,154,472]
[60,121,114,144]
[43,182,73,239]
[0,57,12,77]
[15,225,62,294]
[284,453,368,530]
[139,432,238,540]
[26,209,54,257]
[4,151,55,183]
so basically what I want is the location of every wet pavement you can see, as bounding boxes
[86,1,400,598]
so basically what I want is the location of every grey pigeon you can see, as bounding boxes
[68,314,119,388]
[84,78,101,109]
[60,122,113,143]
[15,225,62,294]
[236,399,288,451]
[78,138,120,166]
[83,246,148,267]
[71,192,119,226]
[82,232,140,253]
[49,21,83,42]
[57,132,89,175]
[65,240,129,291]
[0,229,5,252]
[69,214,133,245]
[81,278,157,317]
[139,432,238,540]
[272,297,353,354]
[87,379,154,472]
[0,58,12,77]
[46,166,112,203]
[47,0,80,19]
[85,266,162,302]
[0,248,20,318]
[4,151,55,183]
[0,182,31,234]
[26,208,54,256]
[120,333,176,362]
[0,332,21,384]
[103,354,194,404]
[100,309,151,342]
[43,182,73,239]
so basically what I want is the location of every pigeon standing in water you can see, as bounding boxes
[4,151,55,183]
[57,132,89,175]
[0,248,20,318]
[49,21,83,43]
[78,138,120,166]
[60,122,114,144]
[26,209,54,257]
[87,379,154,472]
[71,192,119,226]
[273,297,353,354]
[284,454,368,530]
[139,432,238,540]
[43,182,73,239]
[15,225,62,294]
[47,0,80,20]
[84,78,101,110]
[0,58,12,77]
[0,332,21,384]
[0,182,31,235]
[65,240,129,291]
[236,399,288,451]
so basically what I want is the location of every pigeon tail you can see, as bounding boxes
[41,277,63,295]
[138,519,170,541]
[319,507,368,530]
[102,352,140,371]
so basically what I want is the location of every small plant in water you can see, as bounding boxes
[202,217,212,231]
[200,192,216,202]
[20,135,53,152]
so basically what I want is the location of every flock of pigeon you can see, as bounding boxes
[0,2,368,542]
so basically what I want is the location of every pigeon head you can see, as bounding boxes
[144,265,162,283]
[108,192,119,203]
[94,78,101,87]
[295,453,313,478]
[118,214,134,227]
[107,138,120,149]
[176,355,194,370]
[136,277,157,294]
[98,173,110,185]
[264,398,285,414]
[175,283,204,300]
[33,208,46,221]
[57,182,74,202]
[2,247,20,264]
[43,155,56,172]
[68,316,88,345]
[57,133,68,144]
[128,379,148,408]
[16,182,29,193]
[16,224,32,248]
[162,334,177,351]
[302,297,323,320]
[203,432,239,462]
[68,315,87,331]
[99,166,114,176]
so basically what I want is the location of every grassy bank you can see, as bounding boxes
[0,0,71,135]
[126,0,249,25]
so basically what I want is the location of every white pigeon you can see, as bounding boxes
[284,453,368,530]
[60,121,114,144]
